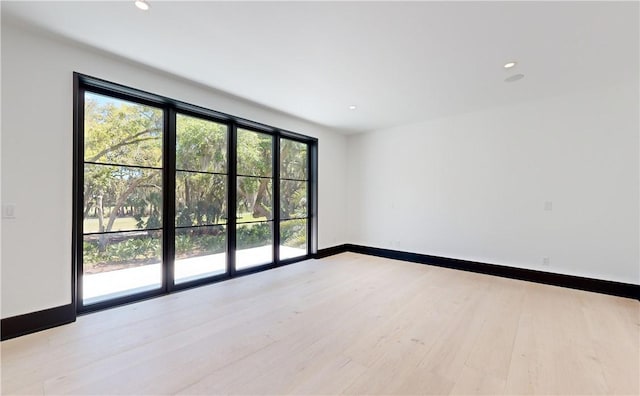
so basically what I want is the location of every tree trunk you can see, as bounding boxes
[184,178,190,206]
[253,179,271,219]
[83,194,92,218]
[97,195,107,251]
[105,178,145,232]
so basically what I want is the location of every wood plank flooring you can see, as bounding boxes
[2,252,638,395]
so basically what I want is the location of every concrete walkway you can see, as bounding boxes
[83,245,306,304]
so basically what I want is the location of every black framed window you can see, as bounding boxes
[279,138,310,260]
[73,73,318,313]
[174,114,229,283]
[235,129,274,270]
[81,92,164,305]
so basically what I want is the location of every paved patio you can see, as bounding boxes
[83,245,306,304]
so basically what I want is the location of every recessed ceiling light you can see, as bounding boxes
[135,0,150,11]
[505,73,525,83]
[348,105,357,110]
[503,61,517,69]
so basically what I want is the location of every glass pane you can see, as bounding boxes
[176,114,228,173]
[176,172,227,227]
[237,129,273,177]
[83,230,162,304]
[280,139,308,180]
[175,226,226,283]
[280,219,307,260]
[236,222,273,270]
[84,92,163,168]
[280,180,307,219]
[237,176,272,222]
[84,164,163,233]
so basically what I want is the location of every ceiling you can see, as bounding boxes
[2,1,638,134]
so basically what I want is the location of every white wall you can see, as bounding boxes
[347,83,639,285]
[1,22,348,318]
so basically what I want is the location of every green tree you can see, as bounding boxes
[175,115,228,226]
[84,94,162,250]
[237,129,272,219]
[280,139,308,219]
[83,95,307,263]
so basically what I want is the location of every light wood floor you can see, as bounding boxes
[2,253,639,395]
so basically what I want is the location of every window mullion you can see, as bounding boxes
[309,143,318,255]
[273,134,281,265]
[164,108,177,292]
[73,82,85,310]
[228,122,238,276]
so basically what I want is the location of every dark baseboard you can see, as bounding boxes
[316,243,639,300]
[314,244,349,259]
[1,304,76,341]
[4,244,637,341]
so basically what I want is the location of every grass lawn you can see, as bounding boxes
[84,217,146,233]
[84,213,267,233]
[237,212,267,223]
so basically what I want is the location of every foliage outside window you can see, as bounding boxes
[77,74,316,309]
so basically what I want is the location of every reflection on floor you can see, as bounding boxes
[83,245,305,304]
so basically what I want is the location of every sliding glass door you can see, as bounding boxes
[75,74,317,312]
[81,92,164,304]
[279,138,309,260]
[174,114,228,283]
[236,129,274,270]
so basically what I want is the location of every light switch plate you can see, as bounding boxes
[2,204,16,219]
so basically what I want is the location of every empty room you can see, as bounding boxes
[1,1,638,395]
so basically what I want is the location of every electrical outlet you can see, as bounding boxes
[544,201,553,211]
[542,257,550,266]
